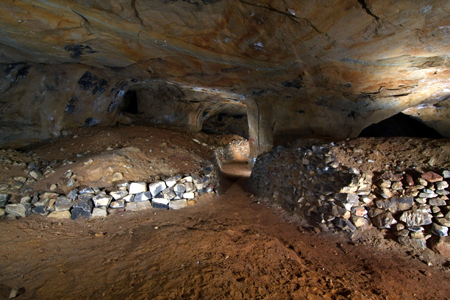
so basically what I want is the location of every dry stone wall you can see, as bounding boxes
[251,138,450,253]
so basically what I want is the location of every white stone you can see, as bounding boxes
[183,192,195,199]
[123,194,134,202]
[92,194,113,207]
[91,207,108,218]
[164,178,177,188]
[110,200,125,209]
[436,181,449,190]
[149,181,167,196]
[20,196,31,203]
[129,182,147,194]
[110,190,128,200]
[183,176,193,183]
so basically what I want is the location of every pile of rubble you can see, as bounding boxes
[0,170,216,220]
[251,138,450,252]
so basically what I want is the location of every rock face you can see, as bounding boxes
[1,1,450,158]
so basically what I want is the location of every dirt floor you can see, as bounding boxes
[1,126,450,299]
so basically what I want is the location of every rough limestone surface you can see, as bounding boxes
[1,1,450,159]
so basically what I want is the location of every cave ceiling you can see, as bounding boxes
[1,0,450,150]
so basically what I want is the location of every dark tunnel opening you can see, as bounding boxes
[121,90,139,114]
[359,113,443,138]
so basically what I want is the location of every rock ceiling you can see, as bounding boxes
[1,0,450,156]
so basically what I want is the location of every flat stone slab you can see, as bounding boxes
[126,201,152,211]
[421,171,443,183]
[47,211,71,219]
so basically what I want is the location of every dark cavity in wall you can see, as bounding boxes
[121,90,139,114]
[359,113,442,138]
[202,113,249,139]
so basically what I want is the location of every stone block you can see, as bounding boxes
[185,182,195,192]
[169,200,188,210]
[55,196,72,211]
[429,198,447,206]
[78,193,94,201]
[126,201,152,211]
[183,192,195,199]
[149,181,167,196]
[129,182,147,194]
[152,198,169,209]
[431,223,448,236]
[421,171,443,183]
[71,207,91,220]
[436,181,449,190]
[0,193,10,207]
[92,207,108,218]
[73,199,94,212]
[47,211,71,219]
[110,200,125,209]
[79,187,95,194]
[123,194,134,202]
[5,203,31,217]
[164,177,177,188]
[400,211,432,227]
[436,218,450,227]
[92,194,112,207]
[110,190,128,200]
[133,192,150,202]
[371,211,397,229]
[32,206,50,216]
[67,189,78,200]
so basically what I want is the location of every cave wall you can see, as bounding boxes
[1,0,450,154]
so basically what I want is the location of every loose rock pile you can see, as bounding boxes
[251,139,450,252]
[0,147,218,220]
[1,169,216,220]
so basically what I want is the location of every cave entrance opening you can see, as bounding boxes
[359,113,443,138]
[121,90,139,114]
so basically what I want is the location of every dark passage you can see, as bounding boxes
[359,113,442,138]
[121,90,139,114]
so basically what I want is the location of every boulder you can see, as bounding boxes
[400,211,433,227]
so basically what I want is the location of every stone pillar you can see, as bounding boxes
[188,104,205,132]
[246,97,273,165]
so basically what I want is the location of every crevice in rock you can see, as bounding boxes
[238,0,323,34]
[131,0,145,25]
[357,0,380,21]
